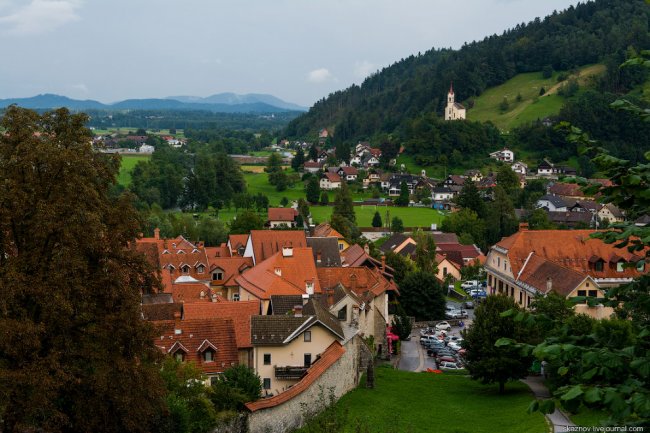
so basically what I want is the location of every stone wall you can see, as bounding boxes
[247,336,363,433]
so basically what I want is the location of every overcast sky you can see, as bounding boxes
[0,0,583,107]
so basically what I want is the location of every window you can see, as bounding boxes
[588,290,598,297]
[304,331,311,342]
[577,290,587,297]
[519,292,523,304]
[210,376,219,386]
[497,257,501,267]
[637,261,645,272]
[212,271,224,281]
[443,267,448,276]
[263,378,271,390]
[337,306,347,321]
[232,293,240,301]
[181,265,190,274]
[263,354,271,365]
[594,261,604,272]
[204,350,214,362]
[174,352,184,362]
[339,243,344,251]
[617,262,625,273]
[304,354,312,368]
[197,265,205,274]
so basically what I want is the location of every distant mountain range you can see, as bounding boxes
[0,93,307,113]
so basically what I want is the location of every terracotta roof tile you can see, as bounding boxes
[249,230,307,264]
[496,229,649,280]
[228,234,249,256]
[183,300,260,348]
[317,266,397,298]
[236,247,320,299]
[267,208,298,222]
[312,223,343,239]
[153,318,239,375]
[208,256,253,287]
[245,341,346,412]
[548,183,585,198]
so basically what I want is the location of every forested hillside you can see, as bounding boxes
[285,0,650,142]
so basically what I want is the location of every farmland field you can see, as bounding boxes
[117,155,150,186]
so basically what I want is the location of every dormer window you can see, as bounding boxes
[168,341,188,363]
[177,250,185,254]
[162,249,170,255]
[617,261,625,273]
[192,248,199,253]
[181,265,190,274]
[595,261,604,272]
[197,340,218,363]
[197,265,205,274]
[174,352,185,362]
[212,270,224,281]
[637,261,645,272]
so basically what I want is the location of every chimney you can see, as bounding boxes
[282,246,294,257]
[174,311,182,335]
[381,255,386,272]
[197,241,204,248]
[363,244,370,255]
[305,280,314,295]
[302,294,310,305]
[317,252,322,264]
[326,288,334,307]
[154,227,160,240]
[200,290,205,300]
[350,273,357,292]
[546,277,552,293]
[294,305,303,317]
[519,222,529,231]
[274,267,282,276]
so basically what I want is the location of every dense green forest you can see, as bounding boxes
[285,0,650,144]
[84,109,299,131]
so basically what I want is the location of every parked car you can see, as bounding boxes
[420,335,438,346]
[435,321,452,331]
[470,289,487,298]
[461,280,479,290]
[463,301,475,309]
[444,335,462,344]
[437,355,458,364]
[446,309,468,319]
[448,341,463,351]
[439,361,463,370]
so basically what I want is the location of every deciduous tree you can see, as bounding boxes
[0,107,166,432]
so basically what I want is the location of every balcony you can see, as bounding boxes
[274,366,308,380]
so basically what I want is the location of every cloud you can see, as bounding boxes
[307,68,333,83]
[354,60,376,79]
[0,0,83,35]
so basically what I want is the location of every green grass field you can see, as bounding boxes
[117,155,150,186]
[310,205,445,228]
[298,366,547,433]
[469,64,605,131]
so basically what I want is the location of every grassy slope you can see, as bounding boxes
[298,366,547,433]
[469,64,605,131]
[117,155,150,186]
[310,205,445,228]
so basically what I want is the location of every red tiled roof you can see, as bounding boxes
[517,254,588,297]
[548,183,585,198]
[249,230,307,264]
[171,282,212,303]
[236,247,321,299]
[208,256,253,286]
[245,341,346,412]
[137,235,210,282]
[496,229,648,280]
[317,266,397,298]
[183,300,260,348]
[339,166,358,175]
[228,234,249,256]
[323,172,341,182]
[268,208,298,222]
[154,317,239,375]
[313,222,344,239]
[205,245,231,259]
[369,148,382,157]
[304,161,321,168]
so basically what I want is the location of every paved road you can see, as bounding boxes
[522,376,576,433]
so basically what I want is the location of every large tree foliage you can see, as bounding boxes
[0,107,165,432]
[398,271,446,321]
[305,175,321,204]
[462,294,533,394]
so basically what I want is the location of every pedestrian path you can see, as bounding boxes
[522,376,576,433]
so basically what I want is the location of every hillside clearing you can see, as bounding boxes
[117,155,150,186]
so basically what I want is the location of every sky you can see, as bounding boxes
[0,0,583,108]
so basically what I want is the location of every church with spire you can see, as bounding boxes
[444,82,466,121]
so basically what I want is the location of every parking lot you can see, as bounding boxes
[397,301,472,372]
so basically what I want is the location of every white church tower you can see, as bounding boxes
[444,82,466,121]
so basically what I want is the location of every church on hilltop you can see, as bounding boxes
[444,82,466,121]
